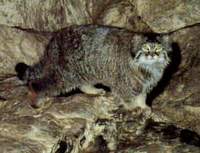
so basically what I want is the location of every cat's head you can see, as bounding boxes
[131,34,172,69]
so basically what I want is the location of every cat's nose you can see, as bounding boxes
[151,49,159,56]
[150,52,155,56]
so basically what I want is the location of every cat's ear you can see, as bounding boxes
[131,34,146,57]
[157,35,172,52]
[157,34,170,43]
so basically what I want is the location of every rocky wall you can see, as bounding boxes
[0,0,200,153]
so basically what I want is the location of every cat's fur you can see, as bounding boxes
[15,25,171,108]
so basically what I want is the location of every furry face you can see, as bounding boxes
[131,40,171,93]
[134,42,170,68]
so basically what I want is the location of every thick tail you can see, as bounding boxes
[15,62,45,82]
[0,62,45,102]
[15,62,30,81]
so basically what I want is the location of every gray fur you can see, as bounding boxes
[20,25,171,107]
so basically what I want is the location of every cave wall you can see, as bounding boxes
[0,0,200,153]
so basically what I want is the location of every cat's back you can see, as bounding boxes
[39,25,136,86]
[48,25,134,72]
[57,25,133,51]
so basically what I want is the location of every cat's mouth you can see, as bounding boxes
[135,52,168,64]
[143,53,159,60]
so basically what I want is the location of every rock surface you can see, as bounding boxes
[1,0,200,33]
[0,92,119,153]
[0,0,200,153]
[151,25,200,135]
[0,25,49,74]
[0,0,150,32]
[135,0,200,33]
[0,0,91,31]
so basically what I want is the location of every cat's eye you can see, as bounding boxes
[155,44,163,52]
[142,44,150,52]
